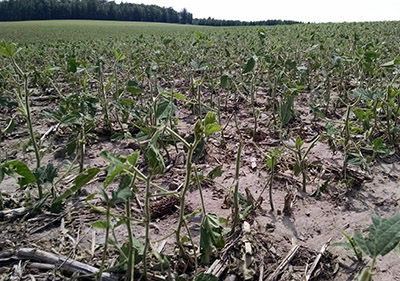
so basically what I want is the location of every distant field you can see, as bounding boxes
[0,20,212,43]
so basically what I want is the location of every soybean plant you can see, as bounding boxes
[165,112,221,259]
[341,93,362,181]
[253,145,283,211]
[242,55,259,139]
[95,135,170,280]
[282,135,320,192]
[0,43,48,199]
[334,213,400,281]
[43,92,97,173]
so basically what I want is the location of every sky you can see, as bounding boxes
[117,0,400,23]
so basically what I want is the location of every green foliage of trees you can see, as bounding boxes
[0,0,193,24]
[193,17,301,27]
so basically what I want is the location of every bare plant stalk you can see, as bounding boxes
[232,141,242,232]
[342,103,351,181]
[97,60,111,131]
[269,160,275,210]
[79,126,85,173]
[194,166,207,215]
[125,173,137,281]
[143,174,152,280]
[12,58,41,170]
[299,152,307,192]
[250,76,258,138]
[183,218,198,272]
[0,191,3,211]
[341,95,361,181]
[166,124,201,257]
[10,57,42,197]
[197,80,202,118]
[98,204,111,280]
[175,140,198,256]
[217,91,223,141]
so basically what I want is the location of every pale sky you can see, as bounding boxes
[117,0,400,23]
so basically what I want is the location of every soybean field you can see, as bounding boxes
[1,20,400,281]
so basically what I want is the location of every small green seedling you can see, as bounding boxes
[282,135,320,192]
[255,146,283,211]
[332,231,363,261]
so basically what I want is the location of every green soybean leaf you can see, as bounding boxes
[110,133,125,141]
[0,42,17,57]
[92,220,107,229]
[394,245,400,259]
[118,174,132,190]
[258,28,266,39]
[293,163,301,176]
[295,136,304,150]
[173,93,186,101]
[34,163,58,186]
[126,150,139,166]
[126,85,143,95]
[207,165,223,179]
[204,111,217,127]
[67,58,78,73]
[52,168,100,205]
[5,118,15,134]
[346,153,367,170]
[156,98,176,121]
[200,213,225,264]
[279,96,293,126]
[194,274,219,281]
[220,75,229,89]
[266,157,273,169]
[242,56,256,74]
[100,151,130,187]
[111,186,132,204]
[147,144,165,175]
[0,167,5,184]
[113,49,125,61]
[100,151,125,167]
[181,235,190,243]
[3,161,36,187]
[205,124,221,135]
[126,80,143,96]
[354,88,373,101]
[309,104,326,119]
[373,137,384,151]
[381,58,400,67]
[354,213,400,259]
[101,151,131,187]
[75,168,100,190]
[163,38,173,45]
[119,238,144,267]
[193,119,205,141]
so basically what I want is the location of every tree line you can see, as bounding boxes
[0,0,300,26]
[0,0,193,24]
[193,18,301,26]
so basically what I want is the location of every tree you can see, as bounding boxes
[180,8,187,24]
